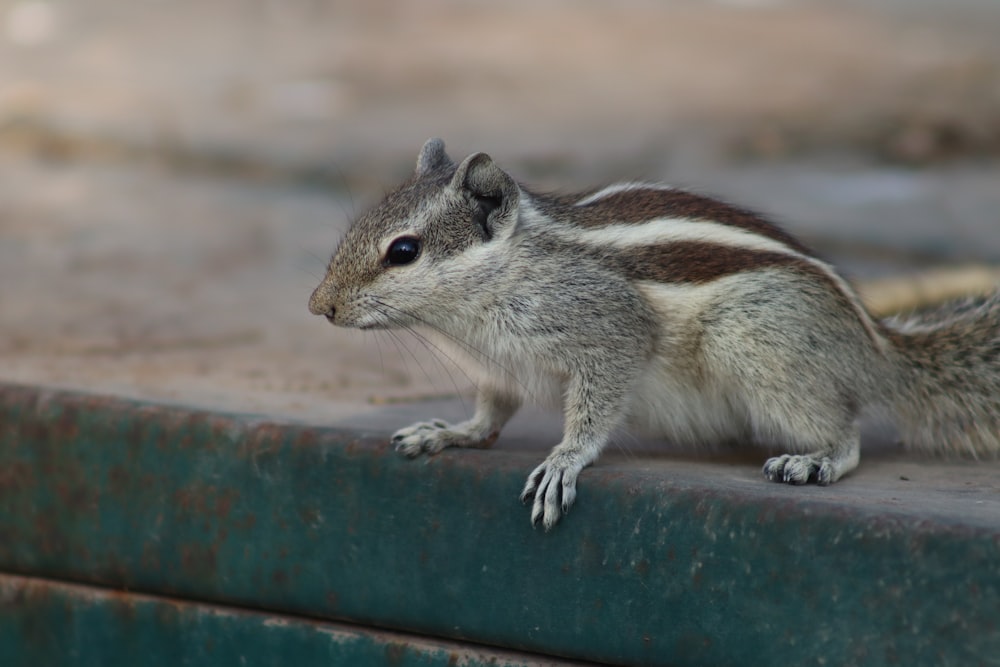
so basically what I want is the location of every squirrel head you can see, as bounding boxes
[309,138,521,329]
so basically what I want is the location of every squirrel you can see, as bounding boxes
[309,138,1000,530]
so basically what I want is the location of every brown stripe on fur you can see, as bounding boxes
[568,188,813,255]
[601,240,809,284]
[596,240,883,347]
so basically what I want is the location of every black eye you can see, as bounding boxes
[384,236,421,266]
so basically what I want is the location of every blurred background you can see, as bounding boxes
[1,0,999,424]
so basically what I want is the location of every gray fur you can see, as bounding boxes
[883,294,1000,457]
[309,138,1000,530]
[416,137,453,175]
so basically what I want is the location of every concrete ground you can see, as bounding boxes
[1,1,999,492]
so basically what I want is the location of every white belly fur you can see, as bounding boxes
[627,280,750,445]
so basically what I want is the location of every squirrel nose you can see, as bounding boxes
[310,303,336,321]
[308,289,336,320]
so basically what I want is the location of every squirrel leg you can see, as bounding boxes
[762,426,861,485]
[520,372,628,531]
[393,385,521,457]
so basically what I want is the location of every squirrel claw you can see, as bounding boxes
[763,454,835,485]
[521,456,582,531]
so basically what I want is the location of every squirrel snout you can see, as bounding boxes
[308,287,336,321]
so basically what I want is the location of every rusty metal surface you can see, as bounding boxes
[0,381,999,666]
[0,573,585,667]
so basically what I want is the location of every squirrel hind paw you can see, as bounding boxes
[763,453,839,485]
[763,453,857,486]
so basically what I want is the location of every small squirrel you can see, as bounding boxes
[309,138,1000,530]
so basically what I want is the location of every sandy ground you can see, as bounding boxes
[1,0,999,431]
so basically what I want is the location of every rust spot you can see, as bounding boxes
[179,543,218,576]
[174,487,203,513]
[33,512,67,558]
[299,506,321,525]
[16,420,48,452]
[2,578,56,650]
[271,569,288,585]
[0,461,32,493]
[246,423,283,452]
[107,465,129,495]
[634,559,651,577]
[140,543,162,572]
[54,405,81,441]
[174,484,240,519]
[108,588,140,622]
[214,494,234,519]
[326,591,339,609]
[384,642,407,666]
[294,428,319,449]
[55,481,96,512]
[153,597,183,626]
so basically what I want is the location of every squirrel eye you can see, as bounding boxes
[384,236,421,266]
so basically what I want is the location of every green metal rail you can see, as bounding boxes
[0,573,572,667]
[0,382,997,666]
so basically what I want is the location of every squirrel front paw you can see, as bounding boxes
[519,453,584,531]
[392,420,455,457]
[392,419,496,457]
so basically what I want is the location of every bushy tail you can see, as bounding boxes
[881,290,1000,457]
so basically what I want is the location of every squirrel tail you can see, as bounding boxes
[881,290,1000,456]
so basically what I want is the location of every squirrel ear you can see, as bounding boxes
[451,152,519,241]
[415,138,453,175]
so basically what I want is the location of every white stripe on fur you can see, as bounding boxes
[524,191,886,350]
[574,182,675,207]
